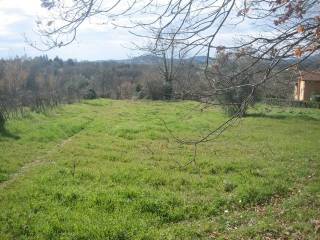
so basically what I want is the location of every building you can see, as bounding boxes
[294,71,320,101]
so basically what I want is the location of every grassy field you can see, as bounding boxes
[0,99,319,239]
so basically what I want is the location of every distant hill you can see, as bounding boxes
[129,55,163,64]
[277,54,320,71]
[115,54,210,65]
[300,54,320,69]
[98,53,320,68]
[188,56,209,64]
[107,55,162,65]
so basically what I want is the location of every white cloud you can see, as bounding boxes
[0,0,44,15]
[0,0,263,60]
[0,3,28,36]
[0,0,142,59]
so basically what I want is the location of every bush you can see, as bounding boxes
[163,81,173,100]
[310,94,320,102]
[0,111,5,132]
[84,89,97,99]
[144,78,165,100]
[212,53,263,117]
[219,82,253,117]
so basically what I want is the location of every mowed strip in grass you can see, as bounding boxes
[0,99,319,239]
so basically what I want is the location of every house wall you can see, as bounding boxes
[294,83,299,100]
[299,80,305,101]
[303,81,320,101]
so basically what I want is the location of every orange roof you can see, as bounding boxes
[299,71,320,82]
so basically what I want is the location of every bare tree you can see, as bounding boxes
[36,0,320,159]
[145,37,190,100]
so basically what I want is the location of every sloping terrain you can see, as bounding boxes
[0,100,319,239]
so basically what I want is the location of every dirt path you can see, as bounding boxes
[0,137,74,189]
[0,116,94,190]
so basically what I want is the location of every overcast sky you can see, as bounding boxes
[0,0,262,61]
[0,0,144,60]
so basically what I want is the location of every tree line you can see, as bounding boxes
[0,55,206,129]
[1,52,306,131]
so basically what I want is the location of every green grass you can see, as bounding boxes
[0,99,319,239]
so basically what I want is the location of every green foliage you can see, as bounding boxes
[0,99,319,239]
[163,80,173,100]
[310,94,320,102]
[84,88,97,99]
[135,83,142,93]
[0,111,5,132]
[212,54,264,116]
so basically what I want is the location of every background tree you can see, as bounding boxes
[33,0,320,148]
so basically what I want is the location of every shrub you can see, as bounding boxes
[84,89,97,99]
[144,78,165,100]
[212,53,263,116]
[310,94,320,102]
[218,78,260,117]
[163,81,173,100]
[0,111,5,132]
